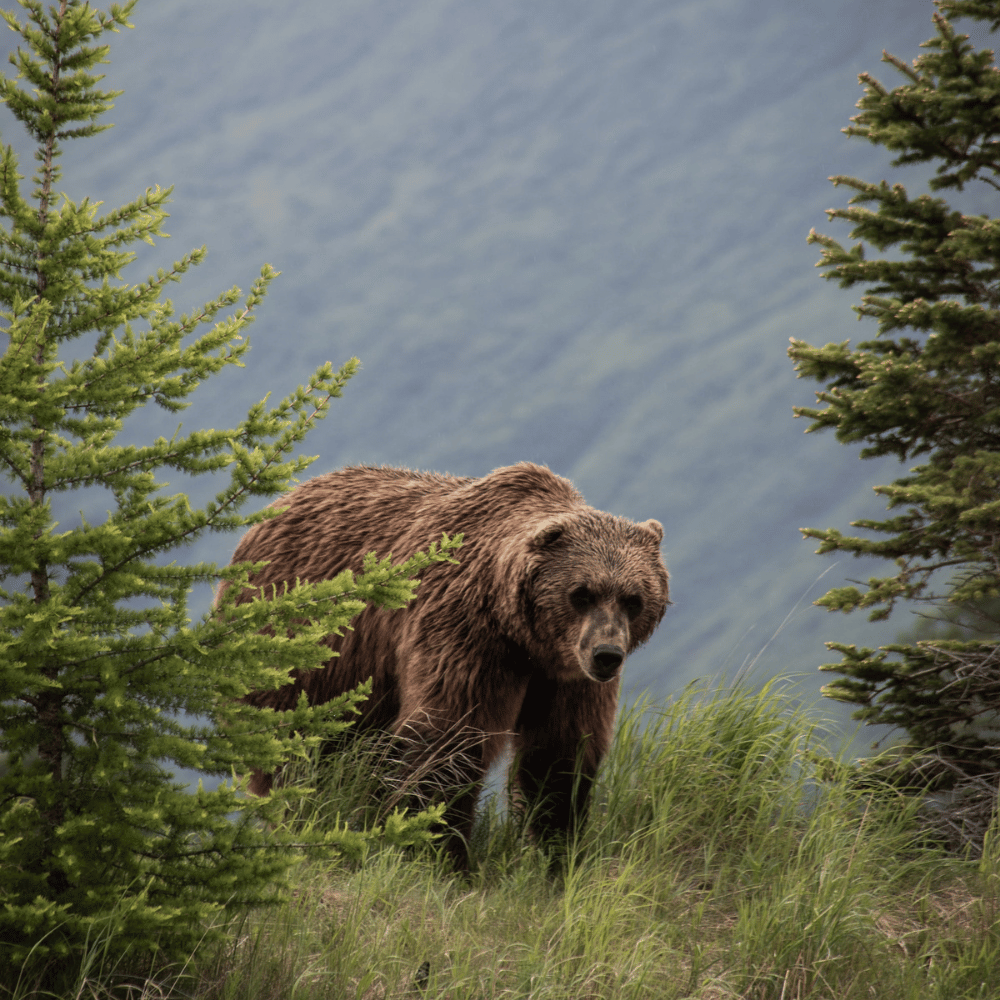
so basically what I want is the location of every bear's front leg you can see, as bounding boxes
[388,715,490,870]
[512,673,618,853]
[391,650,529,870]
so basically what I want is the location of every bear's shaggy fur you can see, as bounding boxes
[219,462,669,867]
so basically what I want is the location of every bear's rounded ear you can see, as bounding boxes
[638,519,663,544]
[530,520,567,549]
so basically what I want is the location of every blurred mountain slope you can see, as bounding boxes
[1,0,968,734]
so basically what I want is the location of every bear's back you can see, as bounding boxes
[226,465,468,591]
[224,462,589,603]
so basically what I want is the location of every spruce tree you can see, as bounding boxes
[0,0,456,978]
[788,0,1000,848]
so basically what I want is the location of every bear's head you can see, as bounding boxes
[517,510,669,684]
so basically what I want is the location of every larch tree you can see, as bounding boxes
[788,0,1000,850]
[0,0,456,980]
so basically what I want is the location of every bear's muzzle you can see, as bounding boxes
[589,643,626,682]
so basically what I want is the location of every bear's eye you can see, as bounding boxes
[569,586,593,612]
[621,595,643,619]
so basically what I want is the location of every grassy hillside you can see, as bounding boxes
[9,682,999,999]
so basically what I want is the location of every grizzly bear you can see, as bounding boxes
[219,462,669,867]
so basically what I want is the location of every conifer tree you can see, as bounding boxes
[789,0,1000,847]
[0,0,456,978]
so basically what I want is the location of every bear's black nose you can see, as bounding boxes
[592,644,625,680]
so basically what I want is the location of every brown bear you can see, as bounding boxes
[218,462,669,867]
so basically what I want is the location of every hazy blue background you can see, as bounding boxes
[5,0,991,747]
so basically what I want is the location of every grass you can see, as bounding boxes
[7,679,1000,999]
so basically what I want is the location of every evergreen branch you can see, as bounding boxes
[65,378,346,606]
[844,14,1000,192]
[939,0,1000,31]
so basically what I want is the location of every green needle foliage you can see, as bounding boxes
[0,0,456,981]
[788,0,1000,843]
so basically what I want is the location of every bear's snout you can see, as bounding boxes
[575,595,631,682]
[590,643,626,682]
